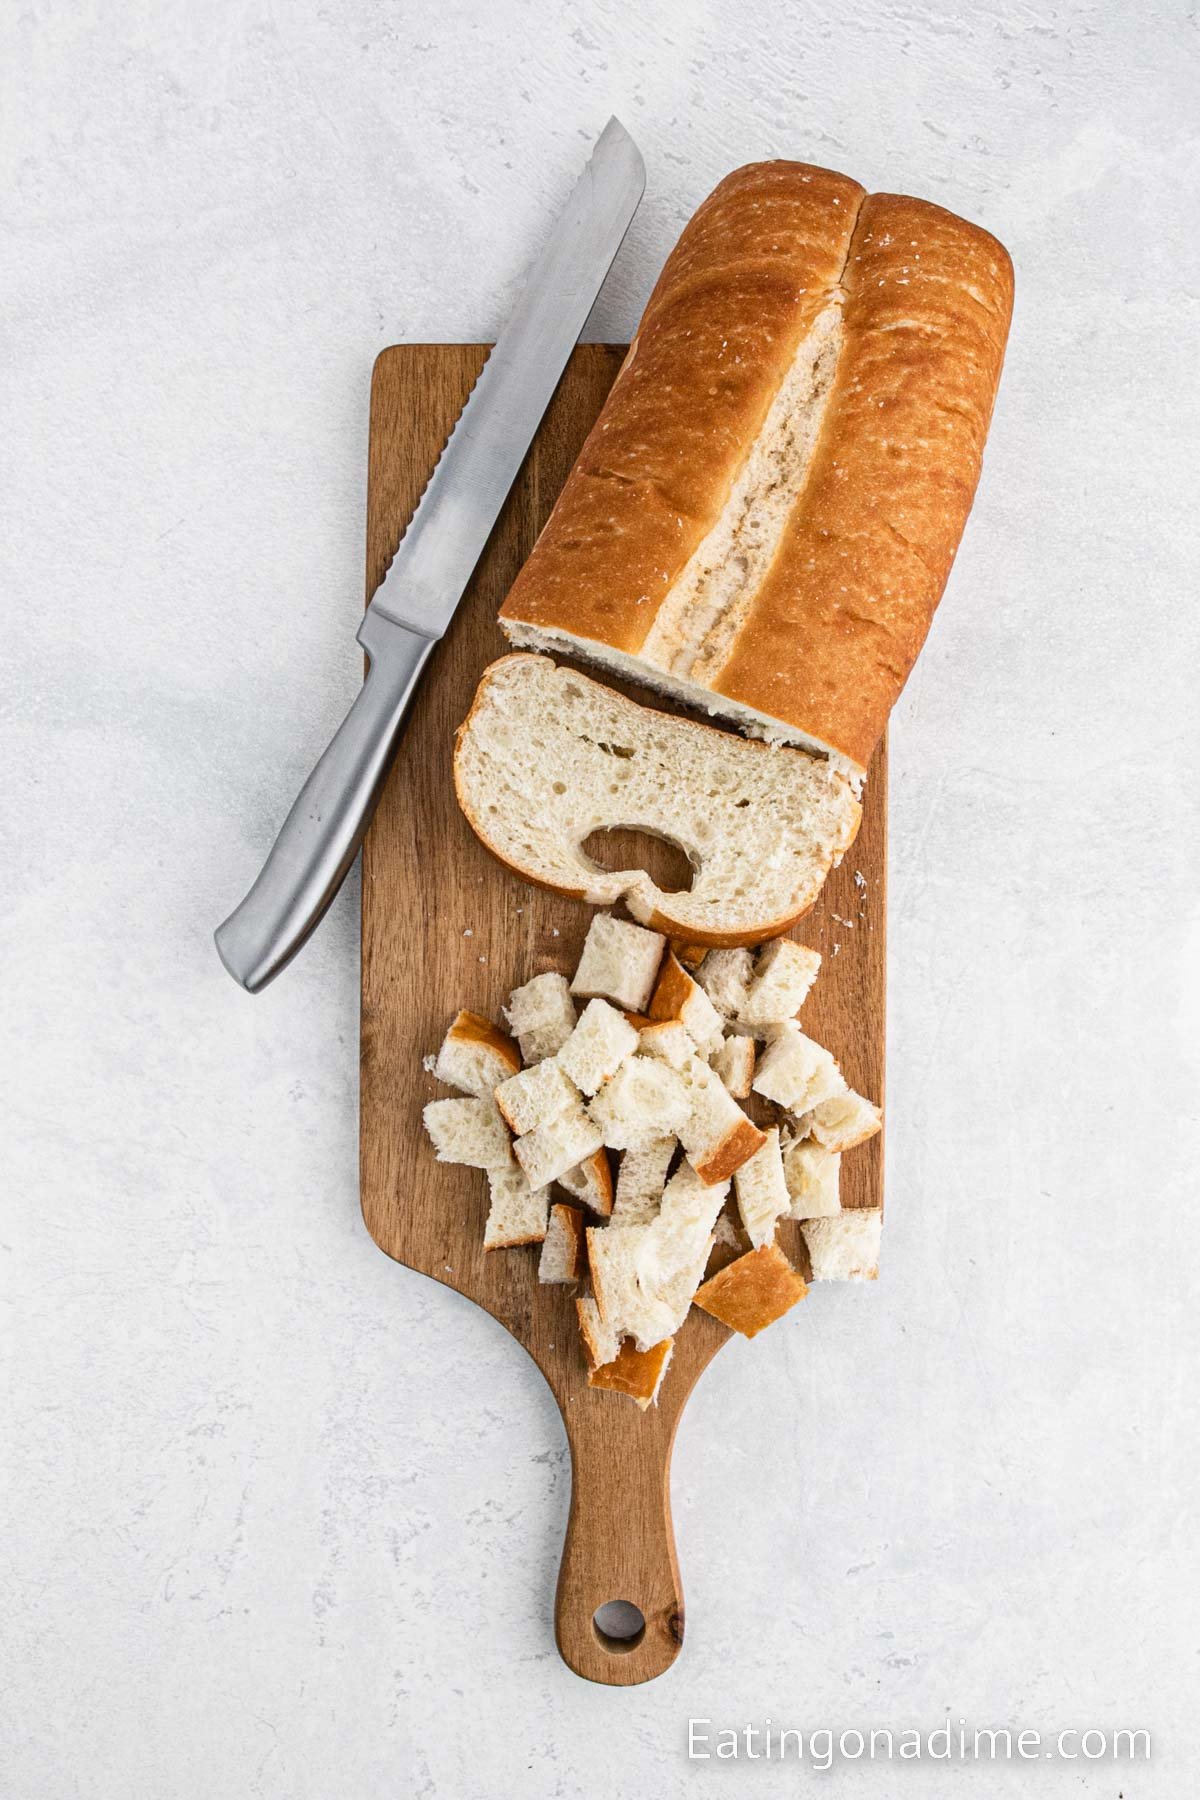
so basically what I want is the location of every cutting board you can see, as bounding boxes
[360,345,886,1686]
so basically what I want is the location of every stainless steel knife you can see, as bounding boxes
[215,119,644,992]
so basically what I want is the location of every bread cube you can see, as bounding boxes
[587,1056,691,1150]
[612,1136,675,1225]
[556,1147,614,1217]
[493,1056,578,1136]
[557,998,639,1096]
[752,1022,846,1113]
[711,1034,755,1099]
[483,1164,550,1249]
[423,1096,513,1170]
[678,1054,766,1185]
[801,1208,882,1281]
[648,950,725,1055]
[576,1293,620,1368]
[782,1138,841,1218]
[693,1243,808,1337]
[637,1017,695,1070]
[503,970,577,1064]
[799,1089,882,1152]
[587,1335,674,1409]
[738,938,821,1033]
[432,1009,521,1097]
[513,1097,604,1190]
[732,1127,790,1249]
[570,912,666,1013]
[696,946,754,1019]
[537,1202,585,1282]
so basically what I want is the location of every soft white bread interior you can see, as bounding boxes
[483,1164,550,1249]
[556,1147,614,1218]
[739,939,821,1033]
[801,1208,882,1280]
[733,1126,790,1249]
[454,655,860,946]
[576,1294,620,1368]
[637,1018,696,1071]
[678,1053,766,1185]
[587,1055,692,1150]
[503,970,577,1065]
[752,1022,846,1114]
[423,1096,513,1171]
[611,1135,675,1225]
[556,997,639,1096]
[782,1137,841,1218]
[537,1201,585,1282]
[432,1009,521,1097]
[696,947,754,1019]
[512,1097,604,1191]
[711,1033,755,1099]
[649,950,726,1055]
[798,1089,883,1152]
[493,1056,578,1136]
[588,1163,728,1350]
[571,912,666,1013]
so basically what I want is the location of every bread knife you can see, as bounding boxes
[215,118,644,991]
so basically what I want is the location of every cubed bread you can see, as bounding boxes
[537,1202,586,1282]
[503,970,577,1064]
[587,1335,674,1409]
[752,1021,846,1113]
[483,1164,550,1249]
[798,1089,883,1152]
[587,1163,727,1350]
[570,912,666,1013]
[678,1054,767,1184]
[732,1126,790,1248]
[432,1009,521,1097]
[612,1136,675,1225]
[738,938,821,1032]
[556,998,639,1096]
[556,1147,614,1218]
[648,950,725,1056]
[576,1294,620,1368]
[513,1097,604,1190]
[587,1056,692,1150]
[693,1243,809,1337]
[586,1224,679,1350]
[711,1033,755,1099]
[782,1137,841,1218]
[423,1096,513,1170]
[637,1018,695,1070]
[696,946,755,1019]
[493,1056,579,1135]
[801,1208,882,1280]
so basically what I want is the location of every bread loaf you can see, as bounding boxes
[499,161,1013,778]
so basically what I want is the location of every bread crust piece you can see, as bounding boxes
[693,1242,809,1337]
[587,1336,674,1409]
[500,163,1013,775]
[433,1009,522,1096]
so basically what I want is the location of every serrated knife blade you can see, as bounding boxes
[215,119,644,992]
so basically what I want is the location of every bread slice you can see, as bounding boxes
[637,1018,695,1070]
[695,946,754,1019]
[752,1022,846,1114]
[732,1126,790,1248]
[423,1096,513,1170]
[612,1136,675,1225]
[738,938,821,1032]
[454,655,861,946]
[587,1336,674,1409]
[571,912,666,1013]
[587,1056,692,1150]
[711,1033,755,1099]
[678,1054,766,1184]
[556,998,639,1096]
[493,1056,578,1136]
[693,1243,808,1337]
[537,1202,586,1282]
[649,950,725,1055]
[512,1097,604,1191]
[503,970,577,1064]
[782,1137,841,1218]
[797,1089,882,1152]
[431,1009,521,1097]
[801,1208,882,1280]
[556,1147,614,1218]
[483,1164,550,1249]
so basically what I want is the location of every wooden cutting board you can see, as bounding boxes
[360,345,886,1686]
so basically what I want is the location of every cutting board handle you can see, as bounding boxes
[554,1399,685,1685]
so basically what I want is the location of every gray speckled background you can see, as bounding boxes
[4,2,1198,1793]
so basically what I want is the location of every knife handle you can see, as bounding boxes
[215,613,436,992]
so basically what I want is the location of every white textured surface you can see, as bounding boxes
[4,2,1199,1794]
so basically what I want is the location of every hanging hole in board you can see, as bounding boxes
[592,1599,646,1653]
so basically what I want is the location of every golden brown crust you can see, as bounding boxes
[499,162,865,656]
[672,942,710,970]
[691,1116,768,1186]
[575,1295,614,1367]
[693,1242,808,1337]
[587,1336,674,1408]
[647,950,698,1024]
[448,1008,521,1077]
[580,1147,614,1218]
[545,1202,586,1281]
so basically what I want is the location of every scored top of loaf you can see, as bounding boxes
[499,160,1014,776]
